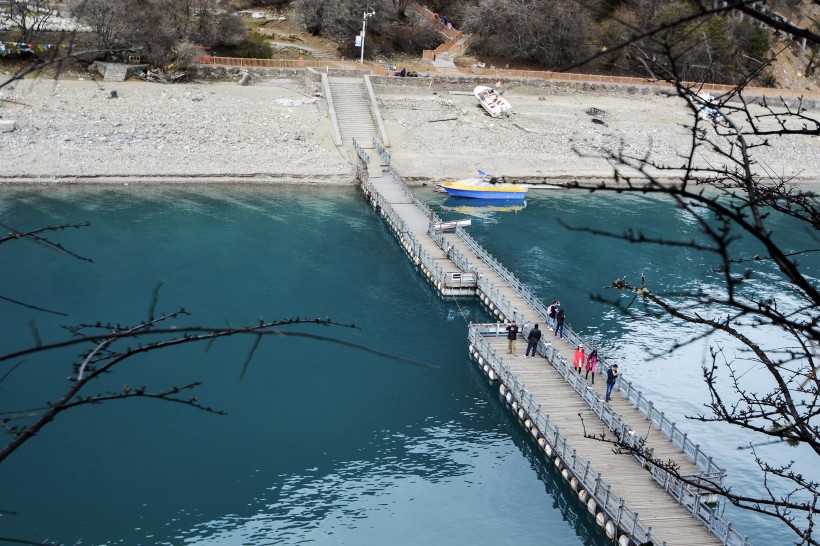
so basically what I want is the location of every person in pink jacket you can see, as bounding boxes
[573,344,585,374]
[585,349,598,384]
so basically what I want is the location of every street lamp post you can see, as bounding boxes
[360,8,375,64]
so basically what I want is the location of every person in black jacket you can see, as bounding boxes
[525,324,541,357]
[554,309,566,339]
[506,321,519,355]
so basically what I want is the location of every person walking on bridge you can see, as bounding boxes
[525,324,541,357]
[506,320,519,356]
[585,349,598,384]
[573,344,585,374]
[554,308,565,339]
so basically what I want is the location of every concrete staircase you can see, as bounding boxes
[327,76,384,177]
[103,64,129,82]
[409,3,474,65]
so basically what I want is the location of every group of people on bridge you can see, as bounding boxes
[504,301,620,403]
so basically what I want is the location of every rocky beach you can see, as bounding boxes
[2,75,820,186]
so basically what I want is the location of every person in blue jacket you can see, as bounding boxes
[605,364,619,403]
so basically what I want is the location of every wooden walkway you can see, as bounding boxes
[357,147,748,546]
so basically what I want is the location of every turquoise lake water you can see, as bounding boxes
[0,185,817,545]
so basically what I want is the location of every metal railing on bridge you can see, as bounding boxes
[360,146,741,544]
[469,324,660,546]
[450,223,726,480]
[470,324,749,546]
[373,138,391,166]
[368,152,727,491]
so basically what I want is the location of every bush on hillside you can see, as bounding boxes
[233,31,273,58]
[172,41,204,69]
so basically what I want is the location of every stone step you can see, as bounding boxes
[103,65,129,82]
[328,76,383,154]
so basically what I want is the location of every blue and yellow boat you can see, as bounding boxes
[438,178,527,200]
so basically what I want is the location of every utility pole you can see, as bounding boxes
[359,7,375,64]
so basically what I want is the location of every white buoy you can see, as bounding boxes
[538,437,546,448]
[524,419,532,429]
[488,370,497,381]
[499,384,506,396]
[618,534,630,546]
[544,444,553,458]
[569,477,578,491]
[587,499,597,515]
[506,392,512,404]
[478,356,484,366]
[578,489,588,503]
[596,512,605,527]
[561,468,570,481]
[483,364,490,374]
[530,427,538,439]
[605,521,616,539]
[511,401,519,411]
[469,344,474,353]
[517,408,525,420]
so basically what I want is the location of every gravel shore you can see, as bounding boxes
[0,78,352,184]
[2,76,819,187]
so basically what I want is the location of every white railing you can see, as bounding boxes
[353,138,369,164]
[360,176,447,289]
[469,324,661,546]
[470,324,749,546]
[372,137,391,166]
[452,218,726,480]
[361,166,739,543]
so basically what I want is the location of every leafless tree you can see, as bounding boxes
[68,0,128,50]
[5,0,57,43]
[66,0,245,64]
[459,0,596,67]
[561,26,820,540]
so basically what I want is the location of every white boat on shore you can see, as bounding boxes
[474,86,512,118]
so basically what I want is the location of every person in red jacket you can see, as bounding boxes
[585,349,598,384]
[573,344,585,374]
